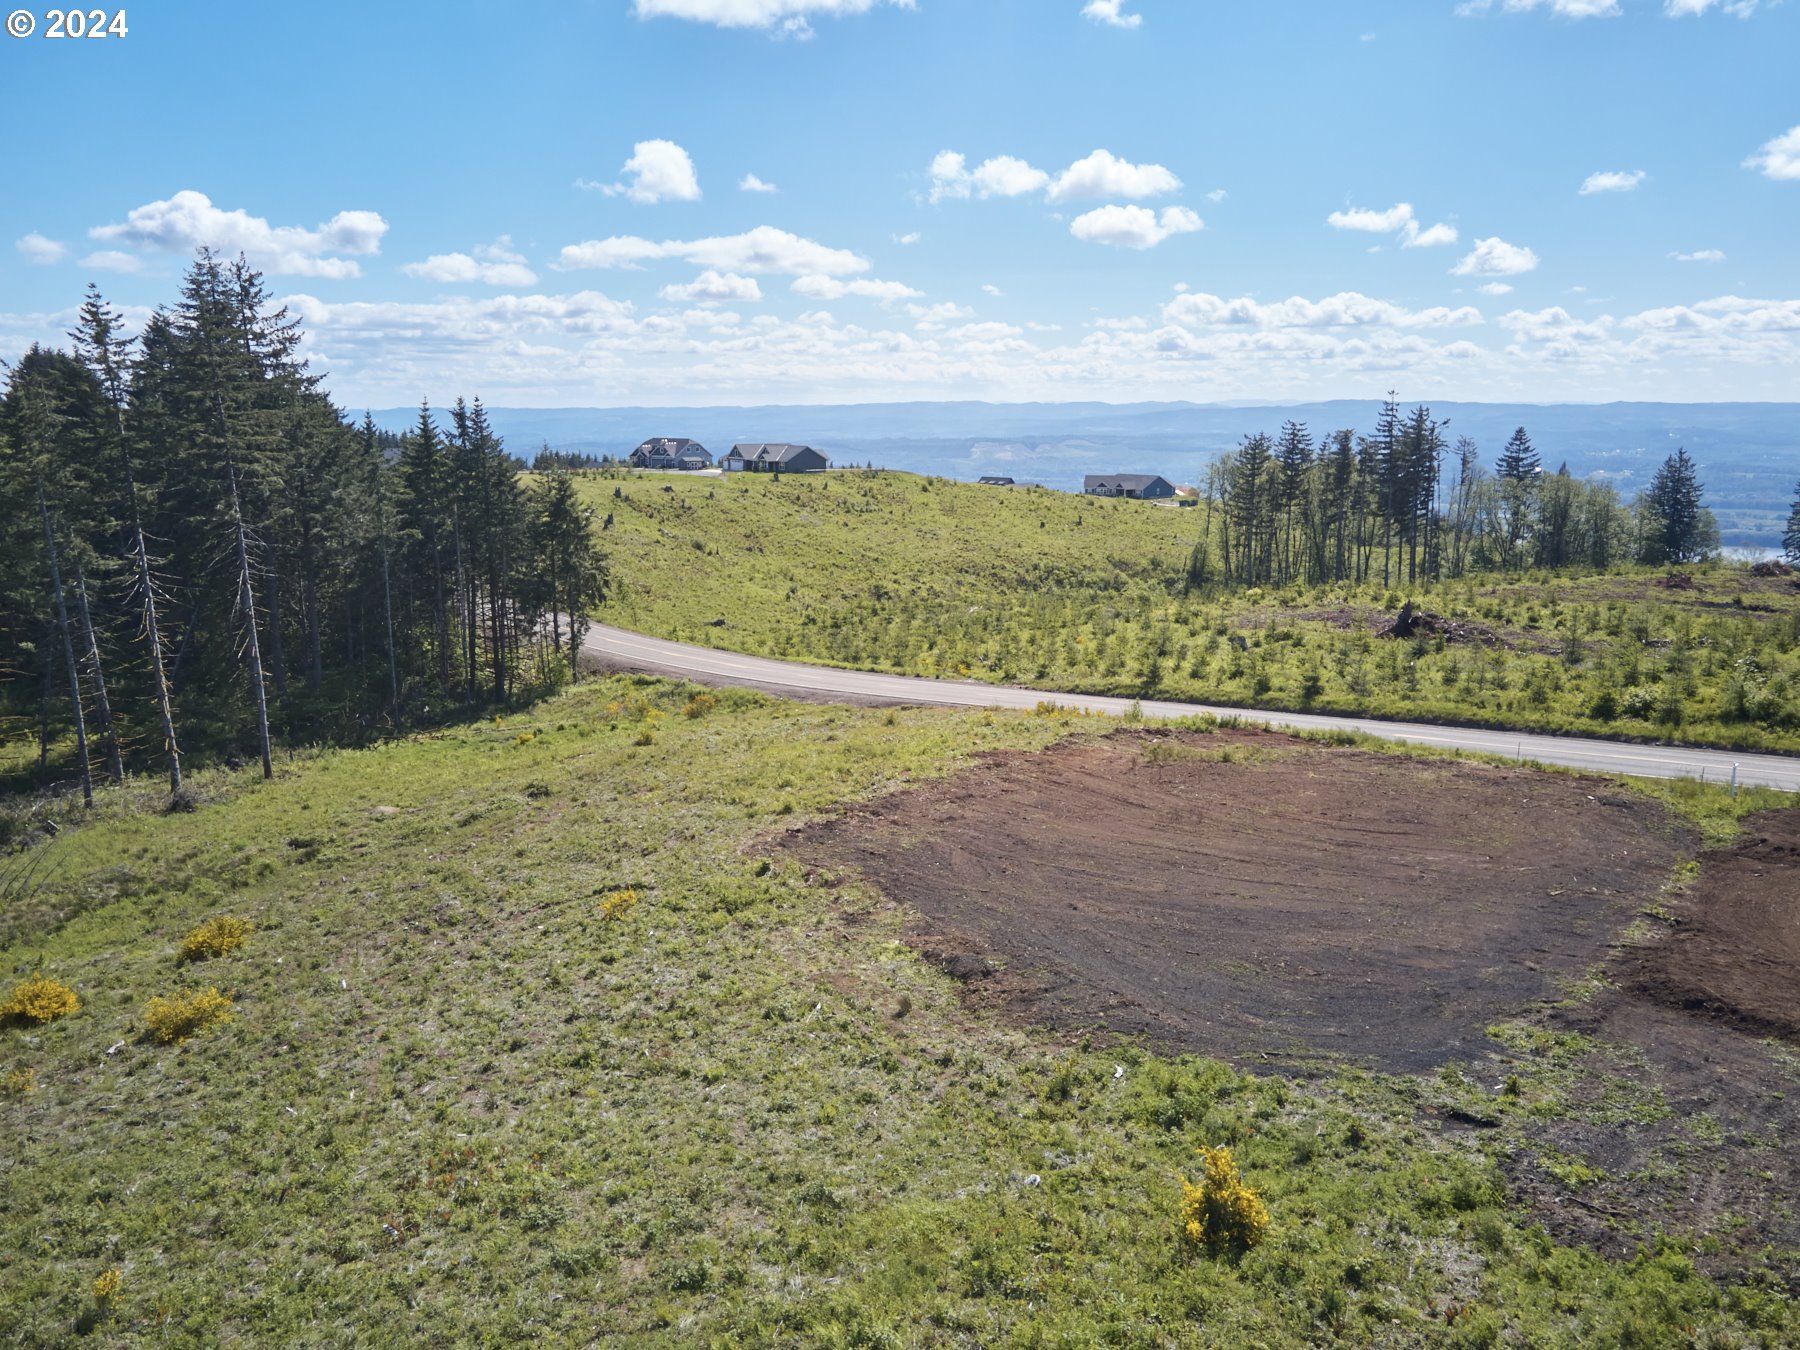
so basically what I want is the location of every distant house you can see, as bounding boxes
[722,443,830,474]
[1084,474,1176,500]
[978,475,1015,486]
[629,437,712,470]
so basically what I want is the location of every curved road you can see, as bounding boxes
[582,622,1800,793]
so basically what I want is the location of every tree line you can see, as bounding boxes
[1186,394,1718,591]
[1,251,608,805]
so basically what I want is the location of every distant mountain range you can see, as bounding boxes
[371,401,1800,549]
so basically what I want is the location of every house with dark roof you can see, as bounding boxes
[722,443,830,474]
[629,437,712,470]
[1083,473,1176,500]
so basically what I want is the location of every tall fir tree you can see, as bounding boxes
[1641,448,1709,565]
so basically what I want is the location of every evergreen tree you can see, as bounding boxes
[1640,448,1710,565]
[1495,426,1540,570]
[1784,479,1800,566]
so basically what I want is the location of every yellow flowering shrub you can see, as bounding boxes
[1,974,80,1025]
[4,1067,36,1096]
[1179,1145,1270,1257]
[683,692,717,719]
[177,915,253,963]
[145,987,234,1044]
[91,1269,122,1301]
[600,888,639,922]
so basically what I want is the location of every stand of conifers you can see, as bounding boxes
[0,250,609,804]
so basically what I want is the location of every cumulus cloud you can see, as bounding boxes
[928,151,1051,203]
[631,0,914,30]
[982,284,1004,297]
[599,140,702,204]
[1163,290,1483,330]
[739,173,778,193]
[894,231,921,245]
[659,270,764,304]
[1205,188,1228,204]
[1744,124,1800,181]
[1580,169,1646,194]
[89,190,387,279]
[790,275,923,301]
[1047,149,1181,203]
[1069,204,1202,249]
[1452,236,1540,277]
[558,225,869,276]
[1479,282,1515,296]
[930,148,1180,205]
[404,239,538,287]
[1670,249,1726,263]
[15,233,67,265]
[1327,202,1457,248]
[1082,0,1142,29]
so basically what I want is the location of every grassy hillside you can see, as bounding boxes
[585,469,1800,753]
[3,678,1794,1345]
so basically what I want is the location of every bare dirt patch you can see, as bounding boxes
[1617,809,1800,1042]
[785,729,1692,1072]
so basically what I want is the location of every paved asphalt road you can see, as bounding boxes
[582,622,1800,793]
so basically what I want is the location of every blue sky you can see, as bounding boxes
[3,0,1797,407]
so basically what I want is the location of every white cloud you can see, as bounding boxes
[974,155,1053,198]
[1666,0,1761,15]
[80,251,144,274]
[1328,203,1416,233]
[558,225,869,276]
[1744,124,1800,181]
[1047,149,1180,203]
[791,275,923,301]
[928,151,1051,203]
[1452,236,1540,277]
[894,231,921,245]
[932,148,1180,205]
[1456,0,1621,17]
[982,284,1004,297]
[1069,205,1202,249]
[601,140,702,204]
[739,173,778,193]
[1580,169,1646,194]
[89,190,387,279]
[631,0,914,29]
[403,248,538,287]
[1402,221,1459,248]
[1670,249,1727,263]
[1328,202,1455,248]
[659,270,764,304]
[907,301,975,328]
[1205,188,1228,203]
[15,233,66,265]
[1082,0,1142,29]
[1479,282,1514,296]
[1163,290,1483,330]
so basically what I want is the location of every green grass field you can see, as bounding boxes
[584,469,1800,754]
[4,677,1795,1345]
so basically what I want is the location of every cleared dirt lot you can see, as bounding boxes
[788,729,1694,1072]
[1618,808,1800,1041]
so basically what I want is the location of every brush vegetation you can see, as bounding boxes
[2,675,1794,1345]
[583,468,1800,752]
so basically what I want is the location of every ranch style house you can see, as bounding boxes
[1083,473,1176,500]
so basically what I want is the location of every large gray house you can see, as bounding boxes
[628,438,712,470]
[1084,473,1176,500]
[722,443,829,474]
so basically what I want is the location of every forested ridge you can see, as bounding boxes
[1,251,607,805]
